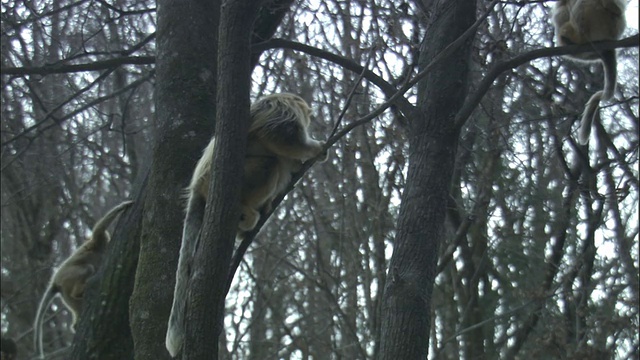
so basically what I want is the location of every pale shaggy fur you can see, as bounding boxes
[552,0,626,144]
[33,200,133,358]
[166,93,326,357]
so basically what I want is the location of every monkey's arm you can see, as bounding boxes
[238,156,281,230]
[88,200,134,249]
[256,120,324,161]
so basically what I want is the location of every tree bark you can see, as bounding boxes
[127,0,291,358]
[378,1,476,359]
[181,1,260,358]
[69,180,146,360]
[128,1,219,359]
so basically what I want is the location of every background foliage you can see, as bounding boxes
[1,0,638,359]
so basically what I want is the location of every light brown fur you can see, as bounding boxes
[33,200,133,358]
[166,93,326,357]
[553,0,626,144]
[188,93,324,230]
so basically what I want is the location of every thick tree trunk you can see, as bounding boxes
[129,1,219,359]
[128,0,291,358]
[68,0,308,358]
[181,1,259,359]
[378,1,476,359]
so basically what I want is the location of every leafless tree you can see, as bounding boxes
[1,0,637,359]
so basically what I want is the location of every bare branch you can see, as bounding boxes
[252,38,416,118]
[1,56,154,75]
[1,71,154,148]
[328,45,377,139]
[454,34,640,129]
[1,0,92,34]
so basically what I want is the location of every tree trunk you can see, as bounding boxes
[129,0,219,359]
[69,181,146,360]
[378,1,476,359]
[181,1,259,358]
[128,0,292,358]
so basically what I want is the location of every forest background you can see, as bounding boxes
[1,0,638,359]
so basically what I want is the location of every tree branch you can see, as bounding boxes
[252,38,416,118]
[1,71,153,148]
[454,34,640,129]
[1,56,154,75]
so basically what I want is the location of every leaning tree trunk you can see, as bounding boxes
[378,1,477,359]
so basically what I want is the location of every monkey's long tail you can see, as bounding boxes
[578,50,617,145]
[33,285,57,359]
[166,193,206,358]
[579,90,604,145]
[90,200,134,247]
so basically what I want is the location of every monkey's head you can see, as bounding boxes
[249,93,313,132]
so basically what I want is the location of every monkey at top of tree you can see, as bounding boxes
[552,0,627,144]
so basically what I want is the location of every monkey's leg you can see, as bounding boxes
[239,206,260,231]
[69,282,85,300]
[559,22,585,46]
[239,156,280,232]
[54,263,94,298]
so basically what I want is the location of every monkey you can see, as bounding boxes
[165,93,326,357]
[552,0,627,144]
[33,200,133,358]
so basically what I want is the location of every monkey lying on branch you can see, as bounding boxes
[553,0,627,144]
[166,93,326,357]
[33,200,133,358]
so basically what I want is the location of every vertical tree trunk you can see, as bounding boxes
[181,1,259,358]
[129,0,219,359]
[128,0,291,357]
[378,1,476,359]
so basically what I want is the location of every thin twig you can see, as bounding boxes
[329,45,377,139]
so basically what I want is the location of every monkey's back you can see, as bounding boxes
[572,0,626,41]
[189,136,299,213]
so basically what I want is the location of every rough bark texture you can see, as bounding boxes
[125,0,291,358]
[68,179,146,360]
[181,1,259,359]
[251,0,295,65]
[129,1,219,359]
[377,1,476,359]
